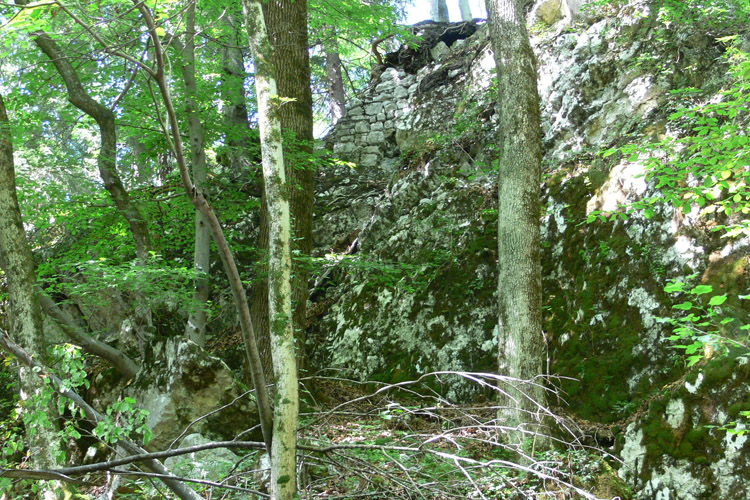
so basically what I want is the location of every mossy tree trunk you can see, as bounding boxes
[242,0,299,498]
[485,0,550,449]
[252,0,315,383]
[0,94,62,500]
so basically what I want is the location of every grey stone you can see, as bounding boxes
[334,142,356,154]
[370,121,384,131]
[430,42,451,61]
[375,81,396,94]
[380,68,398,81]
[365,102,384,115]
[164,433,239,481]
[367,131,385,143]
[355,121,370,133]
[360,153,379,167]
[376,113,386,121]
[135,340,256,450]
[394,86,409,99]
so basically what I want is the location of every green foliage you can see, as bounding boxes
[93,396,153,446]
[661,276,750,367]
[596,39,750,235]
[43,254,198,320]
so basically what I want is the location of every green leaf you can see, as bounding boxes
[673,301,693,310]
[664,281,684,293]
[687,355,702,367]
[708,295,727,306]
[690,285,713,295]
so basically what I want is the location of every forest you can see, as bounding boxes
[0,0,749,499]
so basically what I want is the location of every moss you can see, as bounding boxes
[703,356,737,387]
[677,441,693,456]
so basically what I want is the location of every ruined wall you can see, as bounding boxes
[313,3,750,498]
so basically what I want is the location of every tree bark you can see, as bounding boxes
[484,0,550,449]
[431,0,450,22]
[459,0,473,20]
[0,93,62,498]
[179,1,210,346]
[243,0,300,497]
[29,31,151,261]
[324,28,347,124]
[220,6,255,174]
[252,0,315,382]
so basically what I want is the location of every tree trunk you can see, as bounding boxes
[30,31,151,261]
[133,0,275,455]
[0,93,62,499]
[221,6,255,174]
[484,0,550,449]
[431,0,449,22]
[253,0,315,381]
[324,28,347,124]
[243,1,300,497]
[180,1,210,346]
[459,0,473,20]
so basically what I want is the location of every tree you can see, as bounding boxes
[484,0,550,447]
[324,27,348,124]
[25,24,151,262]
[460,0,473,20]
[431,0,449,22]
[0,92,62,500]
[251,0,315,384]
[241,0,299,497]
[178,0,211,346]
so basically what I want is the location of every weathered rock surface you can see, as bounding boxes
[164,433,240,481]
[315,4,750,498]
[135,340,257,450]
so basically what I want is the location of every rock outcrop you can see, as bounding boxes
[314,3,750,498]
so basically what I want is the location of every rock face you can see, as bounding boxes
[314,3,750,498]
[135,340,257,450]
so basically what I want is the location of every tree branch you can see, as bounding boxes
[0,329,204,500]
[36,287,140,379]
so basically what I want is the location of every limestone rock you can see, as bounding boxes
[135,340,257,449]
[164,433,240,481]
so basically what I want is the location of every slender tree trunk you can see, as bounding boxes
[459,0,473,20]
[221,6,255,174]
[29,31,151,261]
[243,1,299,497]
[431,0,450,22]
[324,27,347,124]
[133,0,274,455]
[180,1,210,346]
[484,0,550,449]
[0,94,62,500]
